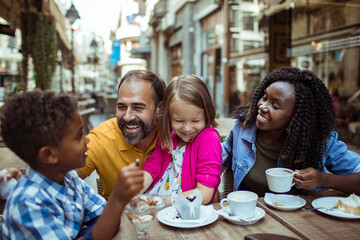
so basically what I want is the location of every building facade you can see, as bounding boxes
[134,0,360,118]
[113,0,147,81]
[145,0,265,116]
[0,0,78,95]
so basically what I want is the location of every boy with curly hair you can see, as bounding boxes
[0,90,143,239]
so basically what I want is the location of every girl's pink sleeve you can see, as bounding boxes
[195,128,222,188]
[142,138,166,182]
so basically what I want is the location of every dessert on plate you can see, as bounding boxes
[334,193,360,215]
[173,189,203,220]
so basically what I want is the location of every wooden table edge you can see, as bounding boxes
[257,201,312,240]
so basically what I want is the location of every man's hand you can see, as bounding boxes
[112,163,144,205]
[294,167,324,191]
[0,168,23,182]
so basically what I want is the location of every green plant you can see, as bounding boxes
[20,12,33,91]
[20,12,57,90]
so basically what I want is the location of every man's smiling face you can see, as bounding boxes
[116,79,157,145]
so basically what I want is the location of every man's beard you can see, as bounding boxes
[118,112,157,145]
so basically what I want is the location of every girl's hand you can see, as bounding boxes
[140,171,154,194]
[294,167,324,191]
[0,168,23,182]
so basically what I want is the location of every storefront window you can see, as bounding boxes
[202,49,221,111]
[243,12,256,31]
[229,6,240,29]
[230,35,240,53]
[229,3,263,55]
[203,28,220,49]
[170,44,182,78]
[200,9,222,50]
[229,57,266,108]
[243,40,261,51]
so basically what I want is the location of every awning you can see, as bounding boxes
[262,1,296,17]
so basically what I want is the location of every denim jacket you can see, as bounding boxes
[222,120,360,191]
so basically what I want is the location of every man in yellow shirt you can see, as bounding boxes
[76,70,166,198]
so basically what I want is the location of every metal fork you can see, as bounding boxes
[301,206,338,211]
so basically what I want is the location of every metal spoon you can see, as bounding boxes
[227,211,253,222]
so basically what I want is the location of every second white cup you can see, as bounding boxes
[220,191,258,218]
[265,167,295,193]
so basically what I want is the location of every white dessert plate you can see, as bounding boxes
[157,206,218,228]
[312,197,360,219]
[264,193,306,211]
[217,206,265,225]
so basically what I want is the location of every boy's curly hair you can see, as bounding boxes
[231,67,336,170]
[0,90,78,167]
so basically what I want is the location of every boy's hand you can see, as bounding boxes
[294,167,324,191]
[0,168,23,182]
[113,163,144,205]
[91,163,143,240]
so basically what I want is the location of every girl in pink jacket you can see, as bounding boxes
[141,75,222,204]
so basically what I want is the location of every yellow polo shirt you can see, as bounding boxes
[78,118,158,199]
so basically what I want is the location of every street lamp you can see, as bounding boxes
[66,2,80,92]
[57,50,64,92]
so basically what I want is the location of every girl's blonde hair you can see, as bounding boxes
[159,75,218,150]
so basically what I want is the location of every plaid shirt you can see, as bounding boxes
[1,168,106,239]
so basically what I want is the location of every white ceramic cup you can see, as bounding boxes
[265,167,295,193]
[220,191,258,218]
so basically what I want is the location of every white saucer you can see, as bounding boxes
[157,206,218,228]
[217,206,265,225]
[264,193,306,211]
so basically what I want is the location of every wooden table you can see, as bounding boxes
[114,203,300,240]
[114,191,360,240]
[257,191,360,240]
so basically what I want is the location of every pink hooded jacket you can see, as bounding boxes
[142,126,222,197]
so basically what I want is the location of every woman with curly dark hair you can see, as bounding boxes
[222,67,360,196]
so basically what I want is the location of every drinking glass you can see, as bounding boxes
[124,194,166,240]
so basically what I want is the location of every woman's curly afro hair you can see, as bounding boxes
[232,67,336,170]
